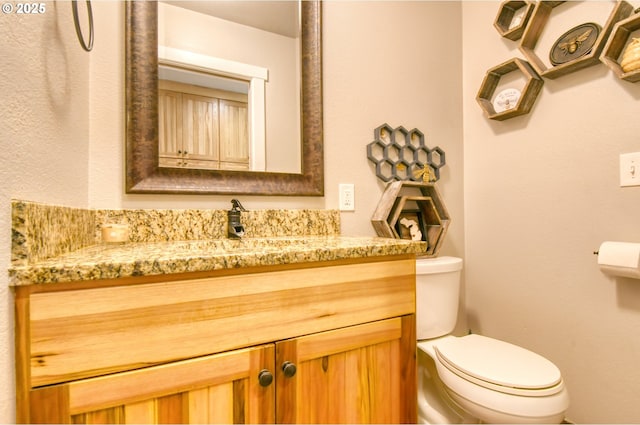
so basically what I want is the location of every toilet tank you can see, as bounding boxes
[416,256,463,340]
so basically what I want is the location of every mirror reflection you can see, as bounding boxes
[125,0,323,196]
[158,66,251,170]
[158,1,301,174]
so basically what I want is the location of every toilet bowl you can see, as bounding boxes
[416,257,569,424]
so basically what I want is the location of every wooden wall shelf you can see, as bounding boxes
[494,0,536,41]
[519,0,634,79]
[476,57,543,121]
[371,181,450,257]
[601,12,640,82]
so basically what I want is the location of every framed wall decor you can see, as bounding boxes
[549,22,601,66]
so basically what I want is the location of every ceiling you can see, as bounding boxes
[161,1,300,38]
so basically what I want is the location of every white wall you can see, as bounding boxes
[0,1,90,421]
[462,2,640,422]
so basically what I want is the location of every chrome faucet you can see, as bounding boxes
[228,199,246,239]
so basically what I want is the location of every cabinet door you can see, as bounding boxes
[219,99,249,169]
[182,93,220,167]
[158,89,183,166]
[276,316,416,424]
[29,345,275,424]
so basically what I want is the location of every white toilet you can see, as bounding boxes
[416,256,569,424]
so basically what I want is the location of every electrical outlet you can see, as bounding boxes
[620,152,640,187]
[339,183,355,211]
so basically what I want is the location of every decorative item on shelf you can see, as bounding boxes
[549,23,601,66]
[366,123,446,183]
[494,0,535,41]
[508,7,526,29]
[600,10,640,82]
[492,88,522,113]
[621,38,640,72]
[396,210,426,243]
[476,57,543,121]
[371,181,450,257]
[413,164,436,183]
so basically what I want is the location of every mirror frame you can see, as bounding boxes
[125,0,323,196]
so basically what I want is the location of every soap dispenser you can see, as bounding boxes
[228,199,246,239]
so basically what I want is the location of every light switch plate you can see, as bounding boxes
[620,152,640,187]
[339,183,355,211]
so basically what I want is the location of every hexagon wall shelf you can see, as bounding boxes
[367,124,446,183]
[601,12,640,83]
[476,57,544,121]
[371,181,450,257]
[519,0,634,79]
[494,0,535,41]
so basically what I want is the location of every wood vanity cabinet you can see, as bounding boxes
[14,256,417,424]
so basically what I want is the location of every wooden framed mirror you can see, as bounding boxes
[125,0,323,195]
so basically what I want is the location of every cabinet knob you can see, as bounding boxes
[281,361,297,378]
[258,369,273,387]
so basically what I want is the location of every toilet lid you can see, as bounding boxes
[434,334,562,391]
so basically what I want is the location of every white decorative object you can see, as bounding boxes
[492,88,521,113]
[399,217,423,241]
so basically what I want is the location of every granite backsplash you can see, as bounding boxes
[11,200,340,267]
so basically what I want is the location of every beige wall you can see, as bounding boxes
[322,1,464,247]
[462,1,640,423]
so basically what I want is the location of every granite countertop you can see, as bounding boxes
[9,236,426,286]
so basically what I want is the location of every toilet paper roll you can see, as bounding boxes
[598,241,640,279]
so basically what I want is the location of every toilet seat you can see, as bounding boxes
[433,334,564,397]
[419,335,570,422]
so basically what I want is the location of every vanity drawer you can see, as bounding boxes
[21,257,415,387]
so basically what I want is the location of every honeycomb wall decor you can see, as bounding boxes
[366,123,446,183]
[519,0,635,79]
[601,11,640,83]
[494,0,535,41]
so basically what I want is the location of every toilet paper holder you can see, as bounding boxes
[595,241,640,279]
